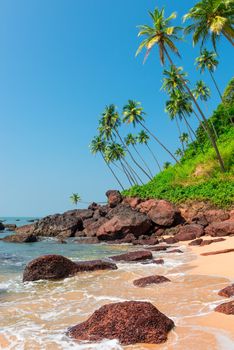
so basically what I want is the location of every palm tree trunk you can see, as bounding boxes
[132,144,154,178]
[146,144,161,172]
[209,71,223,101]
[120,159,135,186]
[114,128,152,180]
[163,47,225,172]
[222,30,234,46]
[182,115,196,142]
[101,153,125,190]
[122,158,142,185]
[138,120,179,163]
[175,116,184,152]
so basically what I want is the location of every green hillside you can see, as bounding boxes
[123,78,234,208]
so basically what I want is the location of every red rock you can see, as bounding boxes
[15,224,35,234]
[147,200,182,227]
[146,245,171,252]
[68,301,174,345]
[218,284,234,298]
[201,249,234,256]
[200,238,226,246]
[215,301,234,315]
[137,199,158,213]
[122,197,141,209]
[205,210,230,224]
[205,221,234,237]
[109,250,152,262]
[83,217,108,237]
[175,224,204,241]
[154,228,165,237]
[97,205,152,240]
[133,275,171,287]
[188,238,203,246]
[3,233,38,243]
[153,259,164,264]
[75,260,117,272]
[106,190,122,208]
[163,237,179,244]
[133,238,159,246]
[166,249,183,254]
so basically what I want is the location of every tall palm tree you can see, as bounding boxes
[163,161,171,169]
[138,130,161,172]
[70,193,81,207]
[122,100,178,163]
[99,104,151,181]
[125,133,153,178]
[195,49,223,98]
[180,132,189,147]
[136,7,183,65]
[184,0,234,50]
[90,136,124,190]
[175,148,184,158]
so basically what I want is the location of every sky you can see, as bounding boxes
[0,0,233,216]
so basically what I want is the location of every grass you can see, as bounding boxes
[123,79,234,208]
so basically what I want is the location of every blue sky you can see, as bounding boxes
[0,0,233,216]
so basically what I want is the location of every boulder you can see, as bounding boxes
[66,209,94,221]
[97,205,152,240]
[175,224,204,241]
[0,222,5,230]
[147,245,170,252]
[133,237,159,246]
[191,213,208,227]
[218,284,234,298]
[133,275,171,287]
[83,217,108,237]
[147,200,182,227]
[215,301,234,315]
[205,210,230,224]
[205,221,234,237]
[109,250,152,262]
[4,224,17,231]
[106,190,122,208]
[188,238,203,246]
[137,199,158,213]
[3,233,38,243]
[68,301,174,345]
[23,255,117,282]
[122,197,141,209]
[200,238,226,246]
[166,249,183,254]
[15,224,35,235]
[163,237,179,244]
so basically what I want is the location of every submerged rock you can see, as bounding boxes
[133,275,171,287]
[109,250,153,262]
[3,233,38,243]
[218,284,234,298]
[23,255,117,282]
[68,301,175,345]
[215,301,234,315]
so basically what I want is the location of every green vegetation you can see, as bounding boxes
[70,193,81,206]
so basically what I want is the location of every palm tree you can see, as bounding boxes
[163,161,171,169]
[136,8,182,65]
[122,100,179,163]
[125,133,154,179]
[175,148,184,158]
[138,130,161,172]
[90,136,124,190]
[70,193,81,207]
[99,104,151,181]
[184,0,234,50]
[180,132,189,147]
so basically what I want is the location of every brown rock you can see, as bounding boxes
[75,260,117,272]
[188,238,203,246]
[205,210,230,224]
[3,233,38,243]
[109,250,153,262]
[163,237,179,244]
[205,221,234,237]
[68,301,174,345]
[106,190,122,208]
[166,249,183,254]
[200,238,226,246]
[97,205,152,240]
[153,259,164,264]
[4,224,17,231]
[148,200,182,227]
[137,199,158,213]
[201,249,234,256]
[175,224,204,241]
[218,284,234,298]
[133,238,159,246]
[147,245,171,252]
[123,197,141,209]
[83,217,108,237]
[15,224,35,235]
[215,301,234,315]
[74,237,99,244]
[133,275,171,287]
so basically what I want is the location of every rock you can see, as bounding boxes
[83,217,108,237]
[122,197,141,209]
[15,224,35,234]
[146,245,170,252]
[175,224,204,241]
[117,233,136,244]
[23,255,117,282]
[154,228,165,237]
[191,213,208,227]
[215,301,234,315]
[163,237,179,244]
[74,237,99,244]
[97,205,152,240]
[205,210,230,224]
[133,275,171,287]
[166,249,183,254]
[23,255,79,282]
[200,238,226,246]
[137,199,158,213]
[218,284,234,298]
[147,200,182,227]
[109,250,153,262]
[66,209,94,221]
[82,217,97,229]
[153,259,164,264]
[68,301,174,345]
[133,238,159,246]
[188,238,203,246]
[0,222,5,230]
[3,233,38,243]
[201,249,234,256]
[205,221,234,237]
[4,224,17,231]
[106,190,122,208]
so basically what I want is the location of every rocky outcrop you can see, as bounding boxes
[109,250,153,262]
[68,301,175,345]
[83,217,108,237]
[218,284,234,298]
[122,197,141,209]
[97,205,152,240]
[205,221,234,237]
[15,224,35,234]
[106,190,122,208]
[147,200,183,227]
[23,255,117,282]
[215,301,234,315]
[133,275,171,287]
[175,224,204,241]
[3,233,38,243]
[205,210,230,224]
